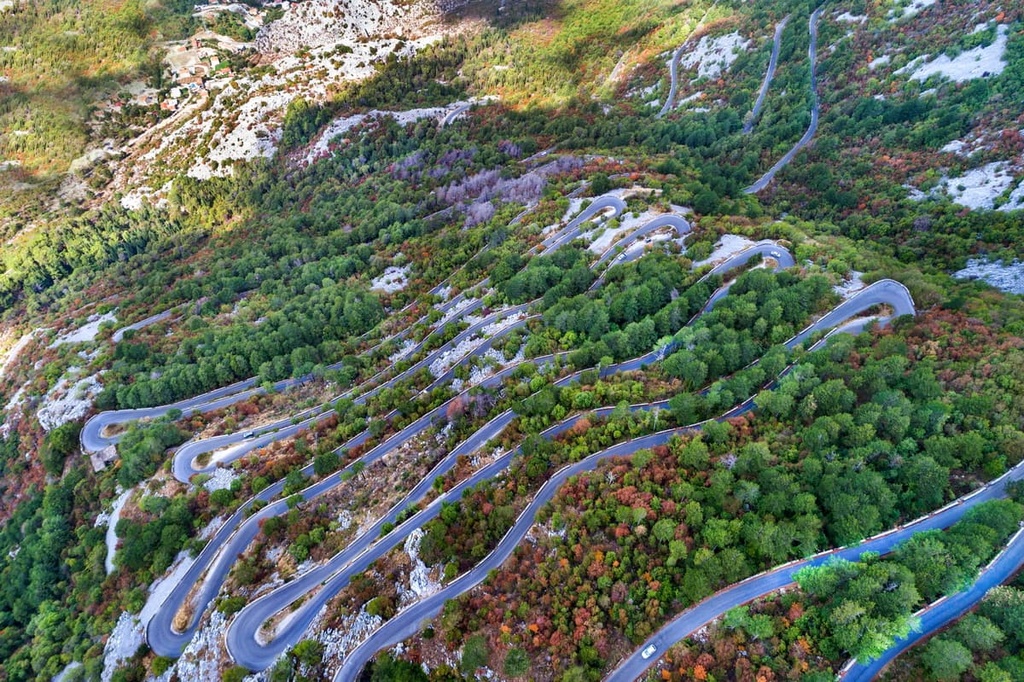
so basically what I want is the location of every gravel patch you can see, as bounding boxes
[171,610,229,681]
[693,234,757,268]
[371,265,410,293]
[37,372,103,431]
[428,313,524,378]
[401,528,441,602]
[0,330,39,382]
[901,24,1009,83]
[869,54,891,70]
[585,208,661,254]
[834,11,866,23]
[680,31,751,81]
[51,661,82,682]
[96,487,134,574]
[926,162,1020,210]
[955,258,1024,295]
[889,0,937,21]
[435,296,478,327]
[101,612,145,682]
[833,270,866,298]
[49,312,116,347]
[203,467,239,492]
[319,608,383,669]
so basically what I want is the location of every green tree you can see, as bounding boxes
[371,655,428,681]
[42,422,82,475]
[461,634,489,674]
[952,614,1005,653]
[921,638,973,681]
[504,647,529,677]
[291,639,324,667]
[313,451,340,477]
[223,667,249,682]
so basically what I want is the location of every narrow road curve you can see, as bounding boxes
[743,15,790,134]
[589,214,692,291]
[147,326,543,658]
[539,195,627,254]
[319,278,913,675]
[440,103,473,127]
[112,308,179,343]
[657,0,721,118]
[743,6,823,194]
[841,527,1024,681]
[658,43,687,119]
[699,239,798,282]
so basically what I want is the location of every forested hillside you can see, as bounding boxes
[0,0,1023,680]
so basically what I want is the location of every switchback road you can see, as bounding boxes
[743,16,790,134]
[744,7,823,194]
[327,280,915,680]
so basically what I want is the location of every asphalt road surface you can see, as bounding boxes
[608,464,1024,682]
[111,308,178,343]
[324,280,916,680]
[744,7,823,194]
[133,195,914,675]
[657,0,721,118]
[179,252,775,666]
[743,16,790,134]
[440,102,474,127]
[539,195,627,254]
[842,527,1024,681]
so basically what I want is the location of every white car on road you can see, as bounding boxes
[641,644,657,659]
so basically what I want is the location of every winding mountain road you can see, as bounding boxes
[657,0,721,118]
[841,527,1024,681]
[743,16,790,134]
[160,238,787,663]
[321,279,914,680]
[539,195,627,254]
[330,279,916,682]
[743,7,823,194]
[589,214,692,290]
[131,193,915,679]
[83,195,627,459]
[609,463,1024,682]
[145,197,632,653]
[112,308,179,343]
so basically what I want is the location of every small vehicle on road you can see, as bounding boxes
[243,431,255,439]
[641,644,657,659]
[770,250,782,259]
